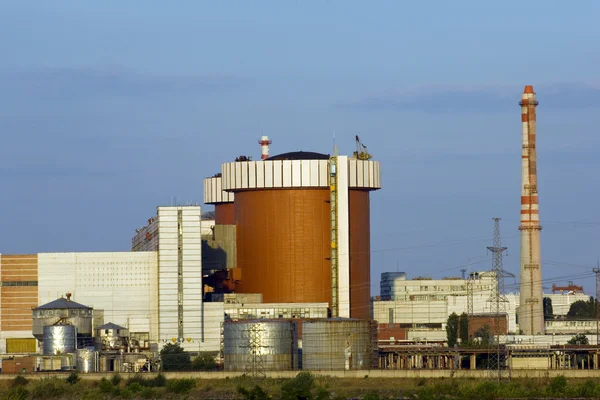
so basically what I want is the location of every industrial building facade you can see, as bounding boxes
[372,271,590,342]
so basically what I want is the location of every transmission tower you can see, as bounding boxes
[242,324,270,379]
[485,218,514,382]
[594,265,600,346]
[466,275,474,341]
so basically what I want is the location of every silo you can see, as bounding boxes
[220,152,381,319]
[302,319,376,370]
[223,320,298,371]
[76,348,99,373]
[42,325,77,355]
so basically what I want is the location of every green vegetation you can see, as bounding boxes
[446,312,459,347]
[543,297,553,320]
[159,342,191,371]
[459,312,469,344]
[65,373,79,385]
[5,373,600,399]
[192,351,218,370]
[473,323,493,346]
[568,332,590,345]
[567,297,597,318]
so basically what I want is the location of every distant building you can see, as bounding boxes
[380,272,406,301]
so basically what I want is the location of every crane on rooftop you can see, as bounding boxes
[353,135,372,160]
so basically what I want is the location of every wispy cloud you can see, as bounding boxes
[339,83,600,112]
[0,65,251,98]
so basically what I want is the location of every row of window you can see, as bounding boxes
[0,281,38,287]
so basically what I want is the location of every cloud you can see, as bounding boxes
[0,65,250,99]
[339,83,600,113]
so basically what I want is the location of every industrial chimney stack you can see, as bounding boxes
[518,85,544,335]
[259,136,272,160]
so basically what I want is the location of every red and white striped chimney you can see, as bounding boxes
[518,85,544,335]
[259,136,272,160]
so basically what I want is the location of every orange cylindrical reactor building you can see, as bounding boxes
[221,151,381,319]
[234,188,331,304]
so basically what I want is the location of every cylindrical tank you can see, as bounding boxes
[42,325,77,355]
[222,153,380,319]
[76,348,98,373]
[302,319,374,370]
[215,203,235,225]
[223,320,298,371]
[235,188,331,304]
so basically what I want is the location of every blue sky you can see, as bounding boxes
[1,1,599,295]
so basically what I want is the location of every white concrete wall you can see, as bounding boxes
[38,251,158,340]
[156,206,203,343]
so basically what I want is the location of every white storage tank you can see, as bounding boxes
[302,319,377,370]
[223,320,298,371]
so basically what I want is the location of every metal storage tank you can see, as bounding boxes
[42,325,77,355]
[219,152,381,319]
[76,348,98,373]
[302,319,376,370]
[223,320,298,371]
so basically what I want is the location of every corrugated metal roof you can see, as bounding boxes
[97,322,126,330]
[35,298,91,310]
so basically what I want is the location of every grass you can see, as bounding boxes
[2,374,600,399]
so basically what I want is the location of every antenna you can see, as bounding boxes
[332,130,338,156]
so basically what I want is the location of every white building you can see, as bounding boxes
[131,206,203,350]
[372,272,590,335]
[37,251,158,341]
[380,272,406,301]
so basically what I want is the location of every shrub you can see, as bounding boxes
[80,389,104,400]
[30,378,68,398]
[280,372,315,400]
[548,375,568,395]
[126,373,167,388]
[99,378,113,393]
[153,373,167,387]
[166,378,196,394]
[1,386,28,400]
[127,382,143,393]
[474,381,498,400]
[66,372,80,385]
[192,352,218,370]
[111,373,122,387]
[140,387,155,399]
[120,387,135,399]
[315,387,333,400]
[11,375,28,388]
[363,392,383,400]
[160,343,191,371]
[578,379,599,397]
[238,385,271,400]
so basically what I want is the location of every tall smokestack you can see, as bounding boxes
[518,85,544,335]
[259,136,272,160]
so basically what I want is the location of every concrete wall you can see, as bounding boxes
[38,251,158,340]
